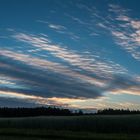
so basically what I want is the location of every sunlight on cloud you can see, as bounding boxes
[1,1,140,110]
[110,87,140,96]
[0,90,90,108]
[12,32,127,78]
[48,24,66,30]
[108,4,140,61]
[0,49,106,87]
[0,90,68,106]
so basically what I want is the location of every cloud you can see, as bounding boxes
[12,32,127,78]
[0,49,105,99]
[107,4,140,61]
[1,2,140,109]
[0,97,38,107]
[38,20,81,41]
[108,4,130,13]
[0,49,106,87]
[48,24,66,30]
[116,15,130,22]
[91,3,140,62]
[106,74,140,96]
[2,29,139,108]
[0,90,70,107]
[0,29,133,108]
[0,31,140,106]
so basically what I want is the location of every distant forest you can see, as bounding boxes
[0,107,82,117]
[0,107,139,117]
[97,108,140,115]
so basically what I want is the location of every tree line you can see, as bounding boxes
[0,107,139,117]
[0,107,83,117]
[96,108,140,115]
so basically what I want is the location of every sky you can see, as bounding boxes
[0,0,140,110]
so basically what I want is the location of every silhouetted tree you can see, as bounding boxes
[0,107,72,117]
[97,108,140,115]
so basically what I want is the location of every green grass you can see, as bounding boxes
[0,129,139,140]
[0,115,140,139]
[0,115,140,133]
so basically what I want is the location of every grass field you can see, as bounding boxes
[0,115,140,139]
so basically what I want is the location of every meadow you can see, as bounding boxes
[0,115,140,139]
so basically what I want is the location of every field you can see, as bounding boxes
[0,115,140,139]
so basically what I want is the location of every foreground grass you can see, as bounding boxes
[0,115,140,139]
[0,129,139,140]
[0,115,140,133]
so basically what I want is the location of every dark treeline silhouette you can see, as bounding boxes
[0,107,83,117]
[0,107,139,117]
[97,108,140,115]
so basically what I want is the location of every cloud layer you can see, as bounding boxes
[1,0,140,109]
